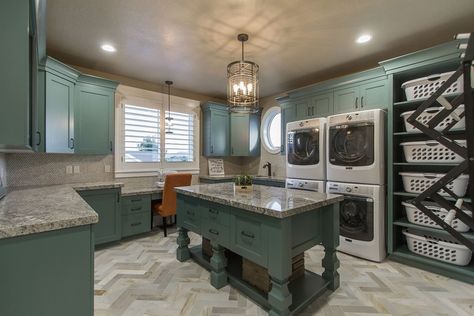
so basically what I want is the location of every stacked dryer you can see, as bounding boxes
[285,118,326,193]
[326,109,386,262]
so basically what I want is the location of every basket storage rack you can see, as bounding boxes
[405,33,474,253]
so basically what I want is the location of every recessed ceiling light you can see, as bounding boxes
[101,44,116,52]
[356,34,372,44]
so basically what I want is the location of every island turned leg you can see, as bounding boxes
[322,203,340,291]
[210,241,228,289]
[176,227,190,262]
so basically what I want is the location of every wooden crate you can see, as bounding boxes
[242,253,305,293]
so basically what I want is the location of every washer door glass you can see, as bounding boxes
[339,196,374,242]
[329,122,374,166]
[287,128,320,165]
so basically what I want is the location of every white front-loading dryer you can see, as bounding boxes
[327,181,386,262]
[286,118,326,180]
[326,109,385,185]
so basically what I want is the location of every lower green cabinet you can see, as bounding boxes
[0,225,94,316]
[121,194,151,238]
[79,188,121,245]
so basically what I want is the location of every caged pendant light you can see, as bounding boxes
[227,33,259,113]
[165,80,173,134]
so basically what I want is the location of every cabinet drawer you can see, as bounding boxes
[181,204,201,233]
[122,212,150,238]
[204,204,230,226]
[122,195,151,215]
[233,215,267,266]
[202,221,230,246]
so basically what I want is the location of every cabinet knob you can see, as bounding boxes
[361,96,364,108]
[69,138,75,149]
[110,141,113,152]
[36,131,41,146]
[211,145,214,153]
[355,97,359,109]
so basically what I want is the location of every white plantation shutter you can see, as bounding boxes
[123,104,160,162]
[165,110,194,162]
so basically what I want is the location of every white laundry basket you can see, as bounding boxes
[400,105,465,133]
[402,201,472,232]
[403,229,472,266]
[399,172,469,197]
[400,140,466,163]
[401,71,464,101]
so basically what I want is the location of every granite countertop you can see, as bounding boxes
[0,181,124,240]
[199,174,286,183]
[175,183,343,218]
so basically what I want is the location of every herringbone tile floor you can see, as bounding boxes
[94,230,474,316]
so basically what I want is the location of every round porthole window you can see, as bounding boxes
[261,106,281,154]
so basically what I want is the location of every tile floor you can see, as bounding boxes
[94,230,474,316]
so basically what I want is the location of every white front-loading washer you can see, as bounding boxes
[326,181,386,262]
[326,109,385,185]
[286,118,326,180]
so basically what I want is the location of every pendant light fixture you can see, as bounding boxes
[165,80,173,134]
[227,33,259,113]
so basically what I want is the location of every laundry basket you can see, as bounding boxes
[403,229,472,266]
[399,172,469,197]
[402,201,472,232]
[400,140,466,163]
[400,105,465,133]
[401,71,464,101]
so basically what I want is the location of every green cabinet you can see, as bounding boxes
[45,73,75,153]
[279,100,297,155]
[311,91,334,118]
[202,102,230,156]
[230,112,260,156]
[74,76,116,154]
[0,225,94,316]
[295,99,310,120]
[333,78,389,114]
[121,194,151,238]
[79,188,121,245]
[0,0,40,150]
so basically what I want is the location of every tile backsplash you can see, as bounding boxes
[6,153,114,187]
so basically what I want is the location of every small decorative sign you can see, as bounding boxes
[208,159,225,176]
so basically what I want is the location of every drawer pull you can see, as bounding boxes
[131,222,142,227]
[131,207,142,211]
[208,208,219,215]
[241,231,255,239]
[209,229,219,235]
[131,198,142,202]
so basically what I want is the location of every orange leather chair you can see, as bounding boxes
[153,173,192,237]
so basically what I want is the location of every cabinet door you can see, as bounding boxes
[333,86,358,114]
[360,79,389,110]
[280,103,296,155]
[230,113,249,156]
[248,113,260,156]
[311,92,334,117]
[74,83,114,154]
[0,0,32,149]
[45,72,74,153]
[79,189,121,245]
[210,109,230,156]
[295,99,310,121]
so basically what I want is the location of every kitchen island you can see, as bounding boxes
[175,183,343,316]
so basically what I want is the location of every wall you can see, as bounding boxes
[6,153,114,187]
[0,154,6,186]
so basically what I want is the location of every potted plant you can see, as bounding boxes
[234,175,253,192]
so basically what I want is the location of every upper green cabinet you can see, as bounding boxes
[279,99,297,155]
[230,112,260,156]
[311,92,334,118]
[38,57,118,154]
[0,0,44,151]
[333,78,389,114]
[78,188,121,245]
[202,102,230,156]
[74,76,116,155]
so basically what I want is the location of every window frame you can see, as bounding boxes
[261,106,281,154]
[114,85,200,178]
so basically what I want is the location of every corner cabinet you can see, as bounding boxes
[78,188,121,245]
[38,57,118,154]
[230,112,260,156]
[202,102,230,156]
[74,76,116,155]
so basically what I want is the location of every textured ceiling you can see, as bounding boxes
[47,0,474,99]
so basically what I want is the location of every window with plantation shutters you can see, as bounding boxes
[165,110,194,162]
[123,104,160,163]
